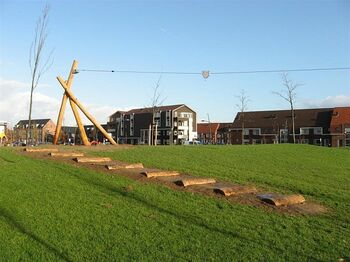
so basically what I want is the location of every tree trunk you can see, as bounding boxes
[241,113,244,145]
[291,106,296,144]
[26,81,35,146]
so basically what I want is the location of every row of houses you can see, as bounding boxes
[12,119,108,145]
[12,105,350,147]
[198,107,350,147]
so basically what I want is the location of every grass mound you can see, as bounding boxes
[0,145,349,260]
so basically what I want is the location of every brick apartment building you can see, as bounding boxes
[107,104,197,145]
[14,119,56,144]
[84,124,109,143]
[329,107,350,147]
[225,107,350,147]
[197,122,233,144]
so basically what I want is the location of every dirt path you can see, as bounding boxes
[19,146,327,216]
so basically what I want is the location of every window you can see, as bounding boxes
[120,115,124,136]
[243,128,260,136]
[166,110,171,127]
[252,129,260,136]
[300,128,309,135]
[180,112,192,118]
[345,128,350,147]
[314,127,323,135]
[280,129,288,143]
[323,139,330,147]
[130,114,134,135]
[140,129,148,143]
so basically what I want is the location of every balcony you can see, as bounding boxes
[177,125,188,130]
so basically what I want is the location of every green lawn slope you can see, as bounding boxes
[0,145,349,261]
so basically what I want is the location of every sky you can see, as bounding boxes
[1,0,349,127]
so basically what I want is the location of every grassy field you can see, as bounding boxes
[0,145,349,261]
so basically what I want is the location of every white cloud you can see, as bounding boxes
[0,78,28,90]
[0,79,60,126]
[301,95,350,109]
[0,77,133,128]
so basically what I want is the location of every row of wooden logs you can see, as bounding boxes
[25,148,306,207]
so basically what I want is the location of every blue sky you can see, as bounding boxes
[1,0,349,126]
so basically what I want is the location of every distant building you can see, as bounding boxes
[107,104,197,145]
[228,107,350,147]
[330,107,350,147]
[197,123,224,144]
[14,119,56,144]
[84,124,108,143]
[60,126,79,144]
[197,122,235,145]
[216,123,234,144]
[0,121,8,144]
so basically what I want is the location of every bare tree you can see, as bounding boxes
[273,73,301,144]
[27,4,53,145]
[235,89,249,145]
[148,76,166,145]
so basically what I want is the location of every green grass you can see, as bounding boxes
[0,145,349,261]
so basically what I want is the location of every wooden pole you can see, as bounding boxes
[53,60,90,145]
[154,124,158,146]
[148,124,151,146]
[57,76,117,145]
[69,98,90,145]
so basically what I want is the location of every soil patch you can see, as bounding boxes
[19,145,328,216]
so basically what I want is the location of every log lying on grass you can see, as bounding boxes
[258,193,305,206]
[25,148,58,153]
[50,152,84,157]
[141,171,180,178]
[175,178,216,187]
[74,157,111,163]
[106,163,144,170]
[214,185,257,196]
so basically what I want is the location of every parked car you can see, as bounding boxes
[184,140,202,145]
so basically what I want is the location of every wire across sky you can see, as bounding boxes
[76,67,350,76]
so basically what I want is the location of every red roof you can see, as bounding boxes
[232,108,333,129]
[197,123,220,134]
[330,107,350,127]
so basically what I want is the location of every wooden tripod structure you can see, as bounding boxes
[53,60,117,145]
